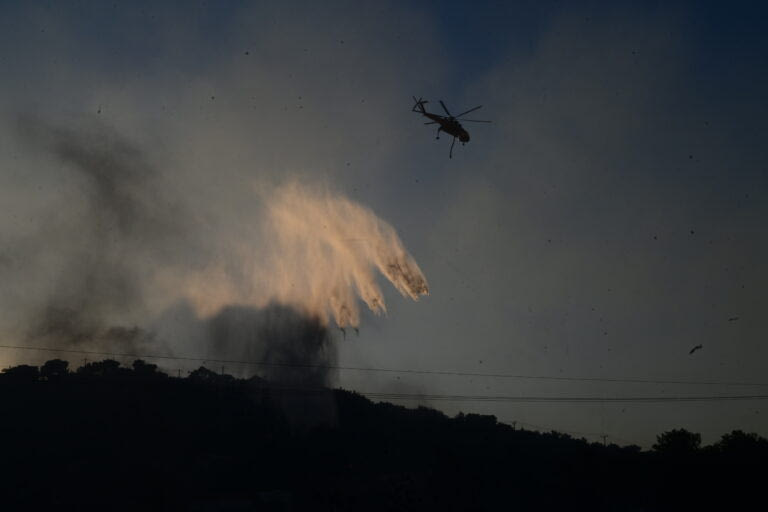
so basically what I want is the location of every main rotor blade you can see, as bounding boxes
[461,119,492,123]
[424,121,437,125]
[439,100,451,116]
[455,105,482,118]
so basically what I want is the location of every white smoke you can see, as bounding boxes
[183,181,429,327]
[263,182,428,326]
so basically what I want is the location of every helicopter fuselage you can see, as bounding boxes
[422,112,470,142]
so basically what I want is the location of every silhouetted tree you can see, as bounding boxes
[653,428,701,455]
[455,412,497,431]
[188,366,234,385]
[1,364,39,382]
[77,359,123,378]
[132,359,159,376]
[188,366,219,383]
[40,359,69,380]
[713,430,768,456]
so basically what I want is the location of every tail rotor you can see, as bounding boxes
[412,96,428,113]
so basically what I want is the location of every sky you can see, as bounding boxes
[1,0,767,448]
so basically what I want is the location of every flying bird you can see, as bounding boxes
[728,316,740,322]
[689,344,703,355]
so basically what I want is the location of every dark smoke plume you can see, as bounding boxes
[13,115,191,353]
[206,303,339,427]
[207,303,338,388]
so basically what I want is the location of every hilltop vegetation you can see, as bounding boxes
[1,360,765,510]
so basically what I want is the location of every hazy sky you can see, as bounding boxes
[1,0,767,448]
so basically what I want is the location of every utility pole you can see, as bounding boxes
[601,435,608,447]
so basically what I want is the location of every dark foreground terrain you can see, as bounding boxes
[1,360,765,511]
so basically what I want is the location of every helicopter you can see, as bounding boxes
[412,97,491,158]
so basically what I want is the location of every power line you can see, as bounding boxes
[219,384,768,406]
[244,385,768,404]
[3,347,766,405]
[6,353,756,408]
[354,391,768,403]
[2,342,767,388]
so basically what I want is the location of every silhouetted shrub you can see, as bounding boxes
[653,428,701,455]
[1,364,39,382]
[40,359,69,380]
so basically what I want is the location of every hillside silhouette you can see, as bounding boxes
[1,360,765,511]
